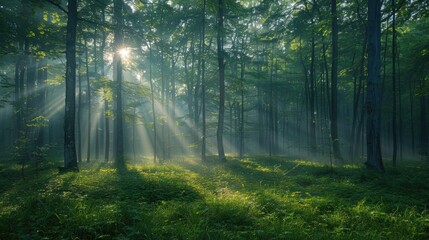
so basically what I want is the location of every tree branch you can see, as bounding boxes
[45,0,68,15]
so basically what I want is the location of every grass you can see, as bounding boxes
[0,156,428,239]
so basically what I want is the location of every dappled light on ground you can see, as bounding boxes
[0,157,428,239]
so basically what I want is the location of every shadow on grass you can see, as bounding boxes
[114,165,202,203]
[181,156,429,211]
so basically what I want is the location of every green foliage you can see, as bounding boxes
[26,116,49,128]
[45,74,64,86]
[0,157,428,239]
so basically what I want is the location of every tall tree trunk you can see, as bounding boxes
[391,0,398,167]
[149,45,157,163]
[113,0,124,165]
[101,8,110,162]
[93,26,100,160]
[169,56,176,159]
[366,0,384,171]
[133,107,136,161]
[37,57,47,146]
[310,35,317,154]
[239,43,245,159]
[269,49,273,157]
[420,78,428,159]
[63,0,78,171]
[184,45,193,121]
[77,51,82,163]
[160,46,166,162]
[397,44,403,160]
[298,38,310,153]
[84,38,91,163]
[216,0,226,162]
[408,70,415,154]
[331,0,342,161]
[201,0,207,162]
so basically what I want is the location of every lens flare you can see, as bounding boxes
[118,48,130,59]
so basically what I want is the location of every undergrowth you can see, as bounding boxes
[0,156,428,239]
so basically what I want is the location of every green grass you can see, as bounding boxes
[0,156,428,239]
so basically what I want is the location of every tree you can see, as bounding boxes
[113,0,125,166]
[63,0,78,171]
[201,0,207,162]
[331,0,342,161]
[366,0,384,171]
[84,37,92,163]
[391,0,398,167]
[216,0,226,162]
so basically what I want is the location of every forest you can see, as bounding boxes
[0,0,428,239]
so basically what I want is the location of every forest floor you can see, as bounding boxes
[0,156,428,239]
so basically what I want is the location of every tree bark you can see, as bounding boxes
[100,8,109,162]
[113,0,124,166]
[391,0,398,167]
[77,50,82,163]
[93,26,100,160]
[310,35,316,154]
[216,0,226,162]
[84,37,91,163]
[149,45,157,164]
[239,40,245,159]
[201,0,207,162]
[63,0,78,171]
[420,79,428,159]
[36,57,47,146]
[366,0,384,171]
[331,0,342,161]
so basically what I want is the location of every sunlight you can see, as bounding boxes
[44,92,65,119]
[118,47,130,59]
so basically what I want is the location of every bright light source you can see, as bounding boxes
[118,48,130,59]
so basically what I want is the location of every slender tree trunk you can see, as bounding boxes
[201,0,207,161]
[408,72,415,154]
[184,46,193,121]
[133,107,136,161]
[216,0,226,162]
[104,99,109,162]
[169,56,176,159]
[113,0,124,165]
[149,45,157,163]
[420,78,428,159]
[322,43,331,115]
[397,44,403,160]
[93,26,100,160]
[391,0,398,167]
[298,38,310,153]
[160,46,166,162]
[37,57,47,146]
[269,49,274,157]
[100,8,109,163]
[366,0,384,171]
[190,39,196,126]
[63,0,78,171]
[310,35,316,154]
[239,46,245,159]
[331,0,342,161]
[77,51,82,163]
[84,38,91,163]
